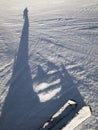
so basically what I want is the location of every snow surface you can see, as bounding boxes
[0,0,98,130]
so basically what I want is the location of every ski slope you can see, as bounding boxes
[0,0,98,130]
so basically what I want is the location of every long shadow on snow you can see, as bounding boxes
[0,8,40,130]
[0,8,85,130]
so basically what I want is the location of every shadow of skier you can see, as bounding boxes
[0,8,86,130]
[0,8,40,130]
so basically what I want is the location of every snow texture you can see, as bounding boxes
[0,0,98,130]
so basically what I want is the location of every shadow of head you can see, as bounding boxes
[23,7,28,19]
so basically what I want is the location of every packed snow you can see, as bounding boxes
[0,0,98,130]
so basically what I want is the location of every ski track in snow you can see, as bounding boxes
[0,0,98,130]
